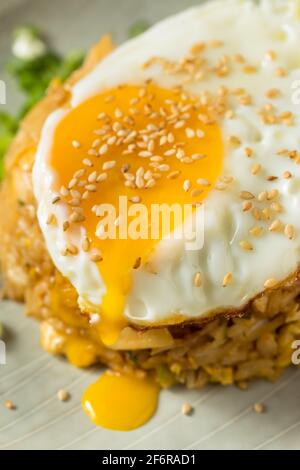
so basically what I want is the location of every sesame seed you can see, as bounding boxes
[46,213,56,225]
[275,67,286,77]
[192,153,206,161]
[183,179,191,192]
[92,138,101,148]
[228,135,241,147]
[164,149,176,156]
[136,167,145,178]
[63,221,70,232]
[70,212,85,223]
[271,202,283,213]
[102,161,116,171]
[69,212,80,223]
[174,120,185,129]
[243,65,257,74]
[253,402,265,414]
[97,172,108,182]
[74,169,86,179]
[139,88,146,98]
[145,178,156,188]
[167,170,181,179]
[197,178,210,186]
[239,240,253,251]
[121,163,130,174]
[252,207,262,221]
[191,189,202,198]
[244,147,253,157]
[97,112,107,120]
[148,139,155,152]
[67,244,78,255]
[194,272,202,287]
[258,191,267,202]
[185,128,195,138]
[69,198,81,207]
[160,136,167,146]
[136,176,145,188]
[90,253,103,263]
[73,184,83,196]
[52,196,61,204]
[251,163,262,175]
[57,389,70,402]
[222,272,233,287]
[68,178,78,189]
[144,170,152,180]
[105,95,115,103]
[112,122,122,133]
[157,164,170,172]
[266,49,277,61]
[4,400,16,410]
[214,181,227,191]
[125,180,136,189]
[267,189,279,201]
[88,171,98,183]
[196,129,205,138]
[243,201,252,212]
[115,108,123,118]
[283,171,292,179]
[266,88,280,99]
[138,151,152,158]
[262,208,272,220]
[82,237,90,252]
[83,158,93,167]
[60,186,70,197]
[85,184,97,192]
[124,172,135,181]
[133,257,141,269]
[99,144,108,155]
[264,278,277,289]
[266,176,278,182]
[240,191,255,200]
[269,219,282,233]
[249,226,264,237]
[238,94,252,105]
[176,149,185,159]
[107,136,117,146]
[130,196,141,203]
[182,402,193,416]
[181,157,193,164]
[72,140,81,149]
[210,39,223,47]
[284,224,295,240]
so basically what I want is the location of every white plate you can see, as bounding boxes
[1,0,300,450]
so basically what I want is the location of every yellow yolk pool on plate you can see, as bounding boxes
[49,83,223,345]
[82,371,160,431]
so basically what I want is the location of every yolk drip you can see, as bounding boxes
[82,371,159,431]
[50,83,223,346]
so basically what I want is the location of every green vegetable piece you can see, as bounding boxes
[128,20,150,38]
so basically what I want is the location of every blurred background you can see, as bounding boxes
[0,0,204,112]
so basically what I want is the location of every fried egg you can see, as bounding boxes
[33,0,300,355]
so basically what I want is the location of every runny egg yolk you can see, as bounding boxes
[50,83,223,346]
[82,370,159,431]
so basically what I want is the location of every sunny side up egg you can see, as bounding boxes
[33,0,300,429]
